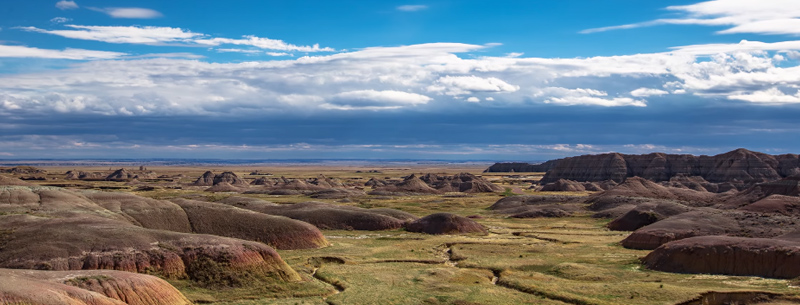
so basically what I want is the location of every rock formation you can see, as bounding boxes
[171,199,328,250]
[524,149,800,188]
[106,169,134,181]
[192,171,216,186]
[0,175,35,186]
[419,173,504,193]
[370,174,441,194]
[606,201,691,231]
[212,171,248,187]
[539,179,587,192]
[620,209,800,250]
[405,213,487,235]
[488,195,585,218]
[0,214,301,284]
[643,236,800,279]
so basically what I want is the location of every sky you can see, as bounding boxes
[1,0,800,161]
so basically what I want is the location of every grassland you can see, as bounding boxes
[22,165,800,304]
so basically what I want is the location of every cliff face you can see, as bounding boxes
[537,149,800,186]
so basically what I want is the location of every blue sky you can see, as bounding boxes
[1,0,800,160]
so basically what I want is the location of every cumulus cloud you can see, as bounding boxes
[466,97,480,103]
[631,88,669,97]
[89,7,164,19]
[581,0,800,36]
[3,40,800,116]
[397,5,428,12]
[428,75,519,96]
[728,88,800,104]
[55,0,78,10]
[0,44,125,60]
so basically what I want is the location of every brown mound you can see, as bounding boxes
[309,188,366,199]
[0,186,127,220]
[0,268,191,305]
[620,209,800,250]
[488,195,584,211]
[364,177,388,187]
[0,214,301,284]
[238,201,408,230]
[272,178,326,191]
[539,179,586,192]
[371,174,441,194]
[83,192,192,233]
[218,196,278,208]
[420,173,504,193]
[251,177,276,186]
[643,236,800,279]
[204,182,244,192]
[66,171,105,180]
[606,201,691,231]
[192,171,215,186]
[507,204,584,218]
[0,175,34,186]
[106,169,134,181]
[405,213,487,235]
[213,172,248,186]
[739,194,800,216]
[171,198,327,250]
[309,174,344,188]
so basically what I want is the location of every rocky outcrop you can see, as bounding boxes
[106,169,134,181]
[405,213,487,235]
[171,198,328,250]
[0,166,46,175]
[586,177,716,211]
[0,268,191,305]
[643,236,800,279]
[483,160,560,173]
[212,172,248,187]
[192,171,215,186]
[370,174,441,194]
[419,173,504,193]
[66,171,105,180]
[538,149,800,188]
[488,195,585,218]
[738,194,800,216]
[716,176,800,209]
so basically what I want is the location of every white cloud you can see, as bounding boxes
[324,90,432,110]
[466,97,480,103]
[266,52,292,57]
[195,36,334,52]
[3,40,800,116]
[728,87,800,103]
[216,48,261,54]
[0,44,125,60]
[50,17,71,24]
[631,88,669,97]
[397,5,428,12]
[429,75,519,95]
[20,25,202,44]
[536,87,647,107]
[90,7,163,19]
[55,0,78,10]
[581,0,800,36]
[20,24,333,52]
